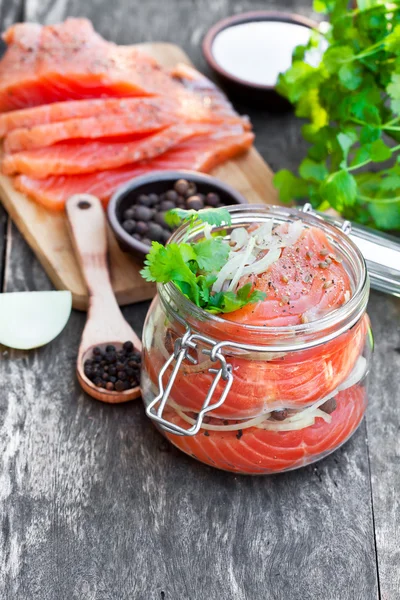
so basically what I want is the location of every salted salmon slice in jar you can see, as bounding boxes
[141,204,373,474]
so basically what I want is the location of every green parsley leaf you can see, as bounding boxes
[324,45,354,74]
[383,24,400,53]
[380,171,400,191]
[273,170,308,202]
[360,125,381,144]
[387,73,400,114]
[337,130,358,166]
[321,170,358,210]
[141,242,200,304]
[299,158,329,181]
[165,207,231,229]
[369,139,392,162]
[208,285,266,314]
[368,201,400,230]
[338,62,363,90]
[192,238,229,272]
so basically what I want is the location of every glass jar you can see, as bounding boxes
[141,205,373,475]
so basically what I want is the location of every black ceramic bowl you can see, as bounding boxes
[107,170,248,259]
[202,11,318,109]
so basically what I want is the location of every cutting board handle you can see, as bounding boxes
[66,194,114,298]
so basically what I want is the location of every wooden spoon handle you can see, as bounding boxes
[66,194,113,298]
[66,194,142,352]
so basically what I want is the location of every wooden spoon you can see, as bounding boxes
[66,193,142,403]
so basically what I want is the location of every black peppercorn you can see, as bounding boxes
[115,380,125,392]
[86,341,141,391]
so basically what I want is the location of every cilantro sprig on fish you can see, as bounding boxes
[140,207,266,314]
[273,0,400,230]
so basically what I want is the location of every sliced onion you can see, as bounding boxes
[203,223,213,240]
[212,252,247,293]
[241,247,281,276]
[314,409,332,424]
[284,220,304,246]
[227,236,256,292]
[230,227,249,250]
[252,220,273,247]
[338,356,367,391]
[170,400,270,431]
[260,415,316,431]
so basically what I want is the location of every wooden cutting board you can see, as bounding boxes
[0,42,279,310]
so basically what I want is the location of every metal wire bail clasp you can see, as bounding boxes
[302,203,352,235]
[145,329,234,436]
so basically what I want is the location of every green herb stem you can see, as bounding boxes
[358,194,400,205]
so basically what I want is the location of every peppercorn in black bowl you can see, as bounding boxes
[107,170,248,259]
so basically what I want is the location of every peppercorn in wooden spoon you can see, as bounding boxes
[66,193,142,403]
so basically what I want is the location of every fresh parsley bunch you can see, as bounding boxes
[274,0,400,230]
[140,208,266,314]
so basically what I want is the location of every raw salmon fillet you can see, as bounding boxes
[4,102,247,153]
[14,132,254,210]
[0,97,180,137]
[4,106,178,153]
[0,93,246,138]
[3,123,224,177]
[0,19,193,111]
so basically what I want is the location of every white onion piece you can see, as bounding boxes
[203,223,213,240]
[314,409,332,424]
[278,392,336,424]
[338,356,367,391]
[0,291,72,350]
[284,220,304,246]
[260,415,316,431]
[228,236,256,291]
[230,227,249,250]
[252,220,273,247]
[241,247,281,276]
[212,252,247,293]
[170,400,270,431]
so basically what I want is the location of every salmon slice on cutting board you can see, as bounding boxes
[4,108,176,153]
[0,93,247,137]
[0,19,197,111]
[14,132,254,211]
[3,123,228,177]
[4,103,247,154]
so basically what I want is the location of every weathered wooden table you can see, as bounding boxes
[0,1,399,599]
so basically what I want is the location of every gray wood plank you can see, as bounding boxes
[365,291,400,600]
[1,1,382,598]
[0,205,7,286]
[0,0,23,29]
